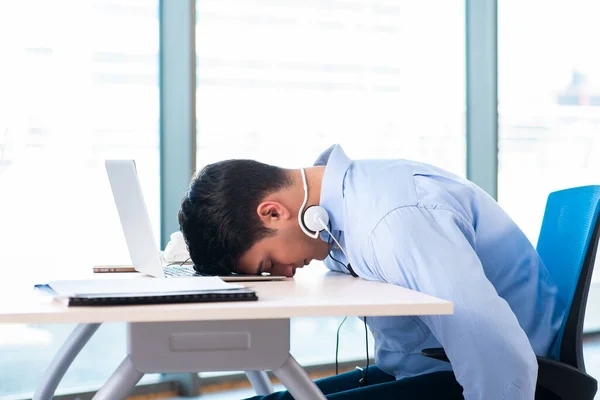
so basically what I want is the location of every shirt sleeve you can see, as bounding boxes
[368,206,538,400]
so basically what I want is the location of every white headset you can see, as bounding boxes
[298,168,351,263]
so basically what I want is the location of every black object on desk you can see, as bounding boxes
[34,277,258,306]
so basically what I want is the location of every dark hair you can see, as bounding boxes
[178,159,293,275]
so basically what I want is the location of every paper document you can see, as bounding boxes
[45,277,244,296]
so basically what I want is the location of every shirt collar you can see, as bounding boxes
[313,144,352,233]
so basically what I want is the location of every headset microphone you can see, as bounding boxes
[316,216,359,278]
[298,168,358,277]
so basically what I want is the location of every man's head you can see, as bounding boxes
[178,160,330,277]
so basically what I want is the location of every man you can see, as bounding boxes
[178,144,565,399]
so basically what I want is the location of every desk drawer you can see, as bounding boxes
[127,319,290,373]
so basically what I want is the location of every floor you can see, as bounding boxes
[171,385,282,400]
[170,338,600,399]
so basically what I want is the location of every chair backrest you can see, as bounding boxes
[536,185,600,370]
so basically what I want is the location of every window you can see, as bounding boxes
[498,0,600,243]
[196,0,465,366]
[498,0,600,330]
[0,0,159,396]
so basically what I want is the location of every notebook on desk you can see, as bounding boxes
[35,276,258,306]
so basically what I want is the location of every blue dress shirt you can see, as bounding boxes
[313,145,566,400]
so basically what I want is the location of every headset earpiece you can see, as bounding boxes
[302,205,330,234]
[298,168,330,239]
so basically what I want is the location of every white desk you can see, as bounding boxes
[0,266,453,400]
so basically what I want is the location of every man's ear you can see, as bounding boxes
[257,201,291,227]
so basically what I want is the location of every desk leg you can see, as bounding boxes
[33,323,101,400]
[245,370,274,395]
[93,356,144,400]
[273,354,327,400]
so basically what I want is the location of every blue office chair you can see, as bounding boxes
[422,185,600,399]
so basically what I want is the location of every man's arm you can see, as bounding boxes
[368,206,537,400]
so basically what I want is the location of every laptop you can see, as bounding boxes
[104,159,286,282]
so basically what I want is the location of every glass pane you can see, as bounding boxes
[498,1,600,330]
[498,0,600,241]
[196,0,465,366]
[0,0,159,396]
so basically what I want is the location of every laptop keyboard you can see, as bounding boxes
[164,264,198,277]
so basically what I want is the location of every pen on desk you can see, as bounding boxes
[93,265,137,273]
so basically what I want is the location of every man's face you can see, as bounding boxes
[237,223,330,277]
